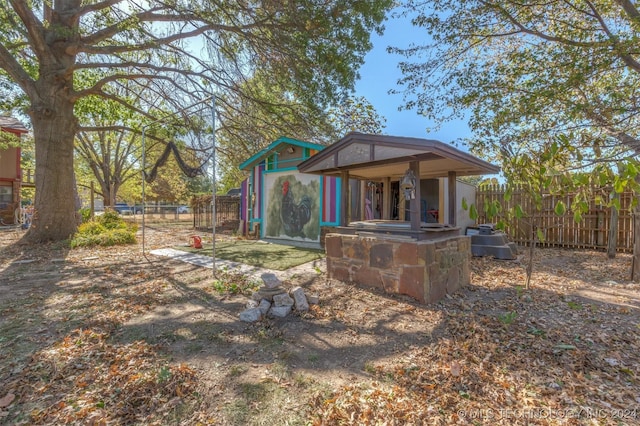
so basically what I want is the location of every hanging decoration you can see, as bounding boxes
[400,169,416,200]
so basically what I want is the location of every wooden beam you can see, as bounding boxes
[448,171,456,225]
[410,161,421,231]
[340,171,350,226]
[360,180,367,221]
[382,177,391,220]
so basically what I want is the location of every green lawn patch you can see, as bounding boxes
[176,240,324,270]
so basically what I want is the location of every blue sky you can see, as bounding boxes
[354,11,472,144]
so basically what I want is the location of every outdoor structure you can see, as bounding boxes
[298,132,499,303]
[239,136,483,248]
[0,117,28,224]
[239,137,341,244]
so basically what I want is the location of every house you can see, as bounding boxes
[0,117,28,224]
[239,137,341,244]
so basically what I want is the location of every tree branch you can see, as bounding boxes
[0,43,35,95]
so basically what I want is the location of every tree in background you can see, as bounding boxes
[326,96,387,137]
[395,0,640,279]
[0,0,393,241]
[216,88,388,192]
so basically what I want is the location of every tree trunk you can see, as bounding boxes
[633,201,640,281]
[21,0,81,242]
[26,94,79,242]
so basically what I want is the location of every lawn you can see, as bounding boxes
[176,240,325,270]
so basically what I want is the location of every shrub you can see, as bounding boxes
[97,210,126,230]
[79,207,92,223]
[70,213,137,248]
[77,221,106,235]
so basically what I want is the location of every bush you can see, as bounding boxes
[97,210,127,230]
[77,221,106,235]
[70,213,137,248]
[79,207,92,223]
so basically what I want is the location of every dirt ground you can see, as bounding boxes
[1,220,640,425]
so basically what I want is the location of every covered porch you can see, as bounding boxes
[298,132,499,303]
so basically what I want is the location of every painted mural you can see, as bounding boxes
[264,172,320,241]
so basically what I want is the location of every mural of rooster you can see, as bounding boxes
[280,180,312,238]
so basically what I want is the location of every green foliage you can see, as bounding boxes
[157,366,172,383]
[97,211,127,230]
[396,1,640,167]
[77,221,106,236]
[210,274,260,296]
[70,228,136,248]
[70,212,137,248]
[79,208,92,223]
[0,0,394,242]
[0,130,20,151]
[498,311,517,326]
[325,96,387,136]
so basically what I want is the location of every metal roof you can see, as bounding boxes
[297,132,499,179]
[0,116,28,134]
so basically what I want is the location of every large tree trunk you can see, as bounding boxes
[21,0,81,242]
[26,92,79,242]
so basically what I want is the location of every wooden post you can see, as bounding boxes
[340,171,349,226]
[448,171,456,226]
[90,181,95,219]
[382,177,391,220]
[608,193,619,259]
[360,180,367,221]
[410,161,421,231]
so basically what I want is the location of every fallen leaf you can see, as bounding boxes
[450,361,461,377]
[0,393,15,408]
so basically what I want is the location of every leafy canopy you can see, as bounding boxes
[394,0,640,165]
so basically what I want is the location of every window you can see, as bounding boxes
[0,185,12,209]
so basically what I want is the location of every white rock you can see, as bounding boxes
[291,286,309,312]
[261,272,282,289]
[307,294,319,304]
[269,305,292,318]
[239,307,262,322]
[246,300,259,309]
[273,293,294,307]
[258,299,271,315]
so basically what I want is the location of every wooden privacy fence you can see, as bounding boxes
[475,184,635,252]
[192,195,240,231]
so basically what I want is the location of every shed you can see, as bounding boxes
[239,137,341,244]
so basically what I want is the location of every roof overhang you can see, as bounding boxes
[297,132,500,180]
[239,136,326,171]
[0,116,28,135]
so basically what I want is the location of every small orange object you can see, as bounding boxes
[190,235,202,249]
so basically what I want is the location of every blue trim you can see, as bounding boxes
[319,176,341,226]
[264,166,298,173]
[319,176,325,227]
[239,136,325,171]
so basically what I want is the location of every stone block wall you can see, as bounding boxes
[325,233,470,303]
